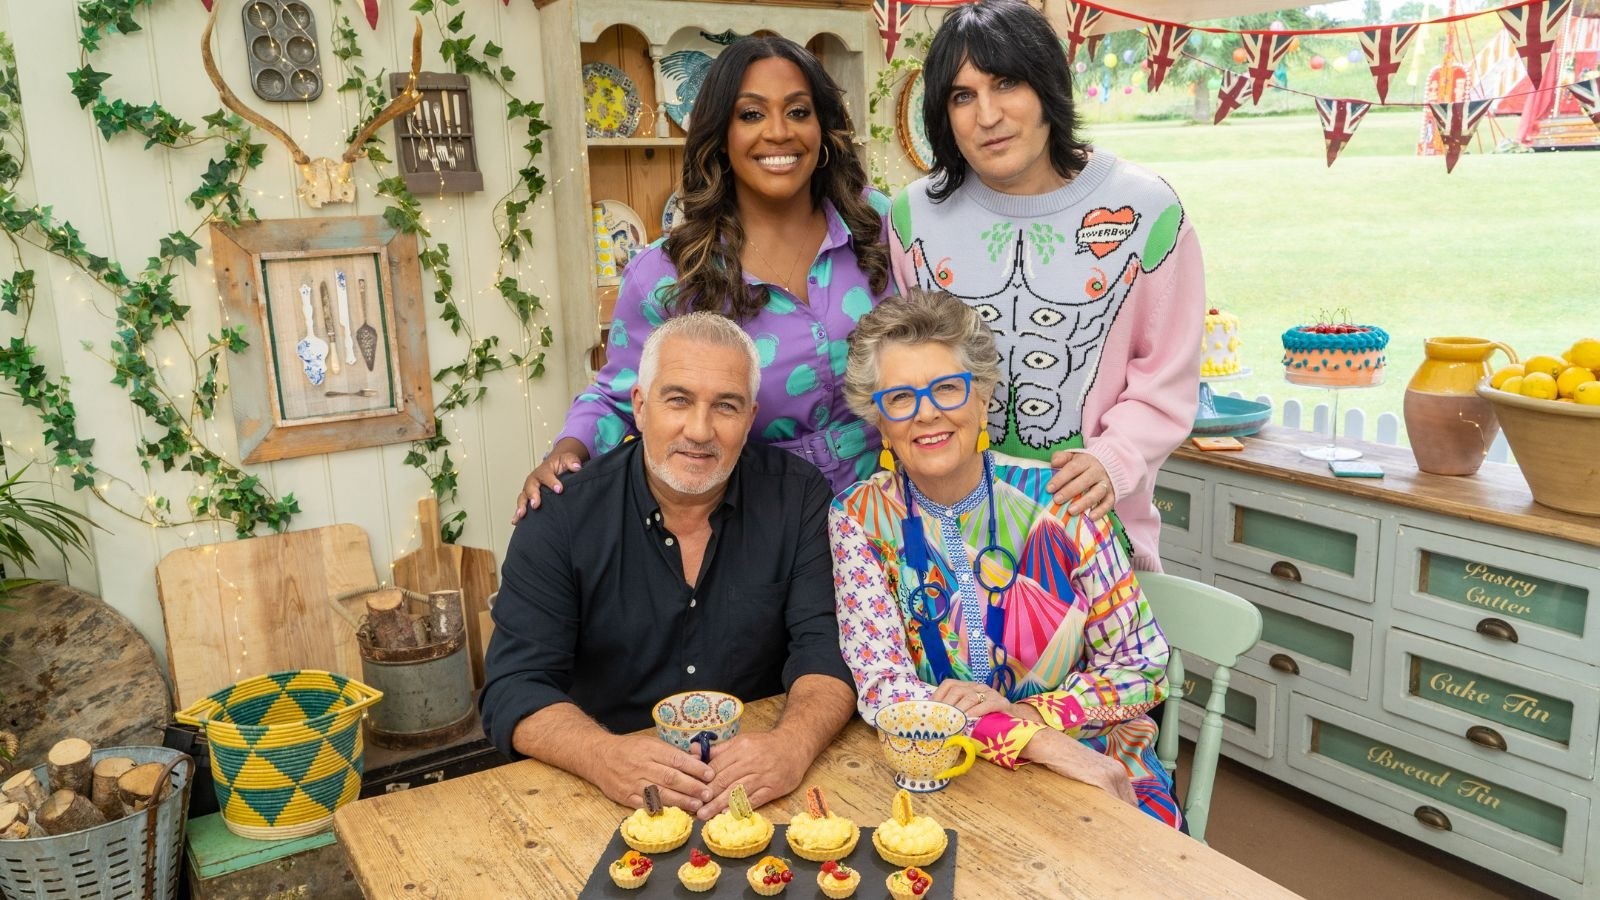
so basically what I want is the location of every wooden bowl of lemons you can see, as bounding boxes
[1478,382,1600,516]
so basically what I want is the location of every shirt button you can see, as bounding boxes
[808,276,817,284]
[665,537,675,547]
[689,597,697,608]
[686,665,697,674]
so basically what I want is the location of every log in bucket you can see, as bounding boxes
[356,589,476,750]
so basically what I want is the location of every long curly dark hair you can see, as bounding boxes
[663,36,889,320]
[921,0,1090,202]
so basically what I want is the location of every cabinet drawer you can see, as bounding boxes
[1175,655,1276,759]
[1212,485,1378,603]
[1153,470,1205,558]
[1220,575,1372,700]
[1383,631,1599,780]
[1157,558,1201,581]
[1288,693,1589,881]
[1392,526,1600,667]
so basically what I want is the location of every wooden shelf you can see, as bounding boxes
[586,136,687,148]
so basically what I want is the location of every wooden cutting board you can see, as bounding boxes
[155,524,378,709]
[390,498,499,687]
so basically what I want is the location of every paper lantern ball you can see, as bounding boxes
[1348,49,1363,63]
[1188,33,1203,49]
[1124,85,1135,94]
[1310,55,1326,70]
[1122,49,1136,64]
[1232,47,1248,64]
[1104,53,1118,68]
[1332,56,1350,71]
[1269,20,1286,31]
[1207,77,1221,90]
[1086,85,1100,97]
[1074,61,1088,74]
[1289,37,1301,52]
[1210,37,1225,50]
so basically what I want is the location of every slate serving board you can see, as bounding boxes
[577,825,956,899]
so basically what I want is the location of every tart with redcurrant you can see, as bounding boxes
[817,859,862,899]
[607,850,653,889]
[676,847,721,892]
[886,865,933,899]
[745,855,794,896]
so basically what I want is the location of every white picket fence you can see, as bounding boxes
[1222,390,1514,464]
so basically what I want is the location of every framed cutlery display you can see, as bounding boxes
[208,215,435,463]
[390,72,482,194]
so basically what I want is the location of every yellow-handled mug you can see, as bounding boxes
[874,699,981,792]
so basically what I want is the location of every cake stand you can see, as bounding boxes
[1285,372,1384,461]
[1197,368,1253,419]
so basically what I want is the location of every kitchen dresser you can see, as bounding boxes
[1157,426,1600,898]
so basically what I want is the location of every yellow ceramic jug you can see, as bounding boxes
[1403,337,1517,475]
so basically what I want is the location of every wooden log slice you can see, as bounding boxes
[116,762,173,812]
[428,589,464,641]
[0,801,29,839]
[91,756,136,820]
[2,769,47,812]
[47,737,94,796]
[365,588,419,650]
[38,789,106,836]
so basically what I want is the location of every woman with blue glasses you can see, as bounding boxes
[829,289,1180,828]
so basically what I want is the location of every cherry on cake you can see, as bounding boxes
[1282,322,1389,387]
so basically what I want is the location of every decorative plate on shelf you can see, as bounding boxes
[593,200,649,286]
[661,190,683,235]
[659,28,743,131]
[897,69,934,173]
[582,62,641,139]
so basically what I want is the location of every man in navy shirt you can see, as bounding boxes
[481,312,856,819]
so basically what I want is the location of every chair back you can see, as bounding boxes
[1139,572,1262,842]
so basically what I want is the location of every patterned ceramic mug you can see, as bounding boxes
[653,690,743,762]
[874,699,980,792]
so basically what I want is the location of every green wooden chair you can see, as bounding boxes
[1140,571,1263,842]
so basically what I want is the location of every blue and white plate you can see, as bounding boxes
[659,28,743,131]
[660,190,682,234]
[898,69,934,172]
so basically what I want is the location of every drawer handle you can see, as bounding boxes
[1269,560,1302,582]
[1268,653,1300,675]
[1466,725,1508,752]
[1414,806,1452,831]
[1475,618,1519,643]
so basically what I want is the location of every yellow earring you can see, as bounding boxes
[976,431,991,453]
[879,444,896,472]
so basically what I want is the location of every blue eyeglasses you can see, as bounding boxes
[872,372,973,422]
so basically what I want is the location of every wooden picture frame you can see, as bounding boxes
[210,215,434,463]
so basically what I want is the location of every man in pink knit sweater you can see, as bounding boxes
[888,0,1205,571]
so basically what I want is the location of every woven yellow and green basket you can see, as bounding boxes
[176,669,383,839]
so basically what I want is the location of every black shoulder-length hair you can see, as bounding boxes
[662,35,888,320]
[920,0,1091,201]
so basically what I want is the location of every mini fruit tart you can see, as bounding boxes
[745,855,794,896]
[817,859,862,899]
[872,790,947,867]
[886,865,933,899]
[618,785,693,853]
[785,786,859,862]
[607,850,653,889]
[677,847,721,893]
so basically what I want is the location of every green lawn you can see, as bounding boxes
[1086,112,1598,441]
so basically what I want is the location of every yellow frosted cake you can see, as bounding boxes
[872,790,947,867]
[702,784,773,858]
[1202,308,1244,377]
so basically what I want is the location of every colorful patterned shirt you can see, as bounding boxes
[830,452,1180,826]
[556,192,895,492]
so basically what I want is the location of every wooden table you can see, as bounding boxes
[335,697,1301,898]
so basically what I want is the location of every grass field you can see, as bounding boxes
[1084,111,1597,440]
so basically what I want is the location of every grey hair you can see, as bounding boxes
[842,289,1001,425]
[637,311,762,399]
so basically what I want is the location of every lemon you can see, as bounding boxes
[1522,355,1566,379]
[1499,375,1524,395]
[1520,371,1559,400]
[1556,366,1597,399]
[1576,382,1600,406]
[1489,363,1525,389]
[1570,338,1600,371]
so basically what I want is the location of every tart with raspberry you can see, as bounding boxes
[745,855,794,896]
[676,847,721,893]
[886,865,933,899]
[607,850,653,889]
[817,859,862,899]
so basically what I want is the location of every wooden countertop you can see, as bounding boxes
[334,696,1299,899]
[1170,426,1600,550]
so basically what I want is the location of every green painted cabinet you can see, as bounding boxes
[1157,435,1600,900]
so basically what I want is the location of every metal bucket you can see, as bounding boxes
[357,627,475,750]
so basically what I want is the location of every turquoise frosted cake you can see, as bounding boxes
[1282,324,1389,387]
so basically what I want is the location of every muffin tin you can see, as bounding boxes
[242,0,323,102]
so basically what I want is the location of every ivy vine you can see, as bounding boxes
[0,0,554,543]
[867,31,932,193]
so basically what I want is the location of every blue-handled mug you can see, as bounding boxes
[653,690,743,758]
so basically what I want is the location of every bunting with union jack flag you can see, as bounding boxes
[1240,32,1296,103]
[1317,98,1372,167]
[1214,72,1253,125]
[874,0,915,64]
[1428,99,1494,173]
[1144,24,1192,93]
[1061,2,1106,65]
[1497,0,1572,91]
[1359,24,1419,103]
[1569,77,1600,128]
